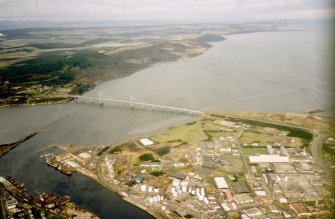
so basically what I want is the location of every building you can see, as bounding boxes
[78,152,91,159]
[290,202,312,217]
[282,211,292,218]
[276,193,288,203]
[231,181,250,194]
[297,162,314,173]
[64,160,79,168]
[168,172,187,181]
[135,176,146,183]
[255,190,267,196]
[263,127,278,134]
[243,207,263,217]
[272,163,296,173]
[221,121,236,127]
[140,138,154,146]
[214,177,229,189]
[224,189,233,201]
[233,193,254,205]
[221,202,237,211]
[268,204,280,214]
[249,155,289,163]
[174,162,187,168]
[140,162,161,168]
[5,198,18,210]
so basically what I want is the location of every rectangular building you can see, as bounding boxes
[233,193,254,205]
[214,177,229,189]
[249,155,289,163]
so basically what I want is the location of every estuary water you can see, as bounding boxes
[0,28,333,218]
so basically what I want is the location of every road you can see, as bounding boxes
[310,131,330,174]
[235,129,252,175]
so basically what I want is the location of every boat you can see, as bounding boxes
[46,157,59,168]
[57,164,73,175]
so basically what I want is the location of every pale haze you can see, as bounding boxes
[0,0,334,22]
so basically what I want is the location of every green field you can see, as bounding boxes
[241,147,269,156]
[202,123,222,132]
[152,122,209,144]
[228,118,313,141]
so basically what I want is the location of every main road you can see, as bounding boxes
[310,131,330,174]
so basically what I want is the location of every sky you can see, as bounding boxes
[0,0,334,22]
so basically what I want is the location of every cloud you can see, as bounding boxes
[0,0,333,21]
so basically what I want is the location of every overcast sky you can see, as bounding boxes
[0,0,334,22]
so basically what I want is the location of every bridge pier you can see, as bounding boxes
[98,91,103,106]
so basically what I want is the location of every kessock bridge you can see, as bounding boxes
[69,93,203,115]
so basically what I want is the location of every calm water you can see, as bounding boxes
[0,29,333,218]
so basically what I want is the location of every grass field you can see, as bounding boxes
[206,130,235,138]
[228,117,313,141]
[240,131,273,144]
[152,122,209,144]
[242,147,268,156]
[202,123,222,132]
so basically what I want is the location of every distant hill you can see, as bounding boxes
[196,34,225,43]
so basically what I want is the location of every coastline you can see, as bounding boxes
[0,37,215,107]
[0,131,39,156]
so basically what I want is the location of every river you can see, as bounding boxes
[0,27,333,218]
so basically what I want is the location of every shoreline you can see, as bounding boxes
[0,131,39,157]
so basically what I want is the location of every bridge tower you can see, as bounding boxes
[130,95,134,109]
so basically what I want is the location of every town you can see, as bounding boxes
[42,113,335,219]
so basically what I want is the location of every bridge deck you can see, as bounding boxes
[69,95,203,115]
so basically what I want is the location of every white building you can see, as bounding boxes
[249,155,289,163]
[214,177,229,189]
[140,138,154,146]
[64,160,79,168]
[78,152,91,159]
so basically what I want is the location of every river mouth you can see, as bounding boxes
[0,28,333,218]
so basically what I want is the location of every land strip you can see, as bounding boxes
[0,131,39,156]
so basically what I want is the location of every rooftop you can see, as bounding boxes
[214,177,229,189]
[140,138,154,146]
[168,172,187,180]
[249,155,289,163]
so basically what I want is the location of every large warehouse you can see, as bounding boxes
[214,177,229,189]
[249,155,289,163]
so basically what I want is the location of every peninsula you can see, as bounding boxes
[42,111,335,219]
[0,131,39,157]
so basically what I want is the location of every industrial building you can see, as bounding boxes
[140,138,154,146]
[249,155,289,163]
[272,163,296,173]
[290,202,312,217]
[243,207,263,218]
[168,172,187,181]
[231,181,250,194]
[233,193,254,205]
[214,177,229,189]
